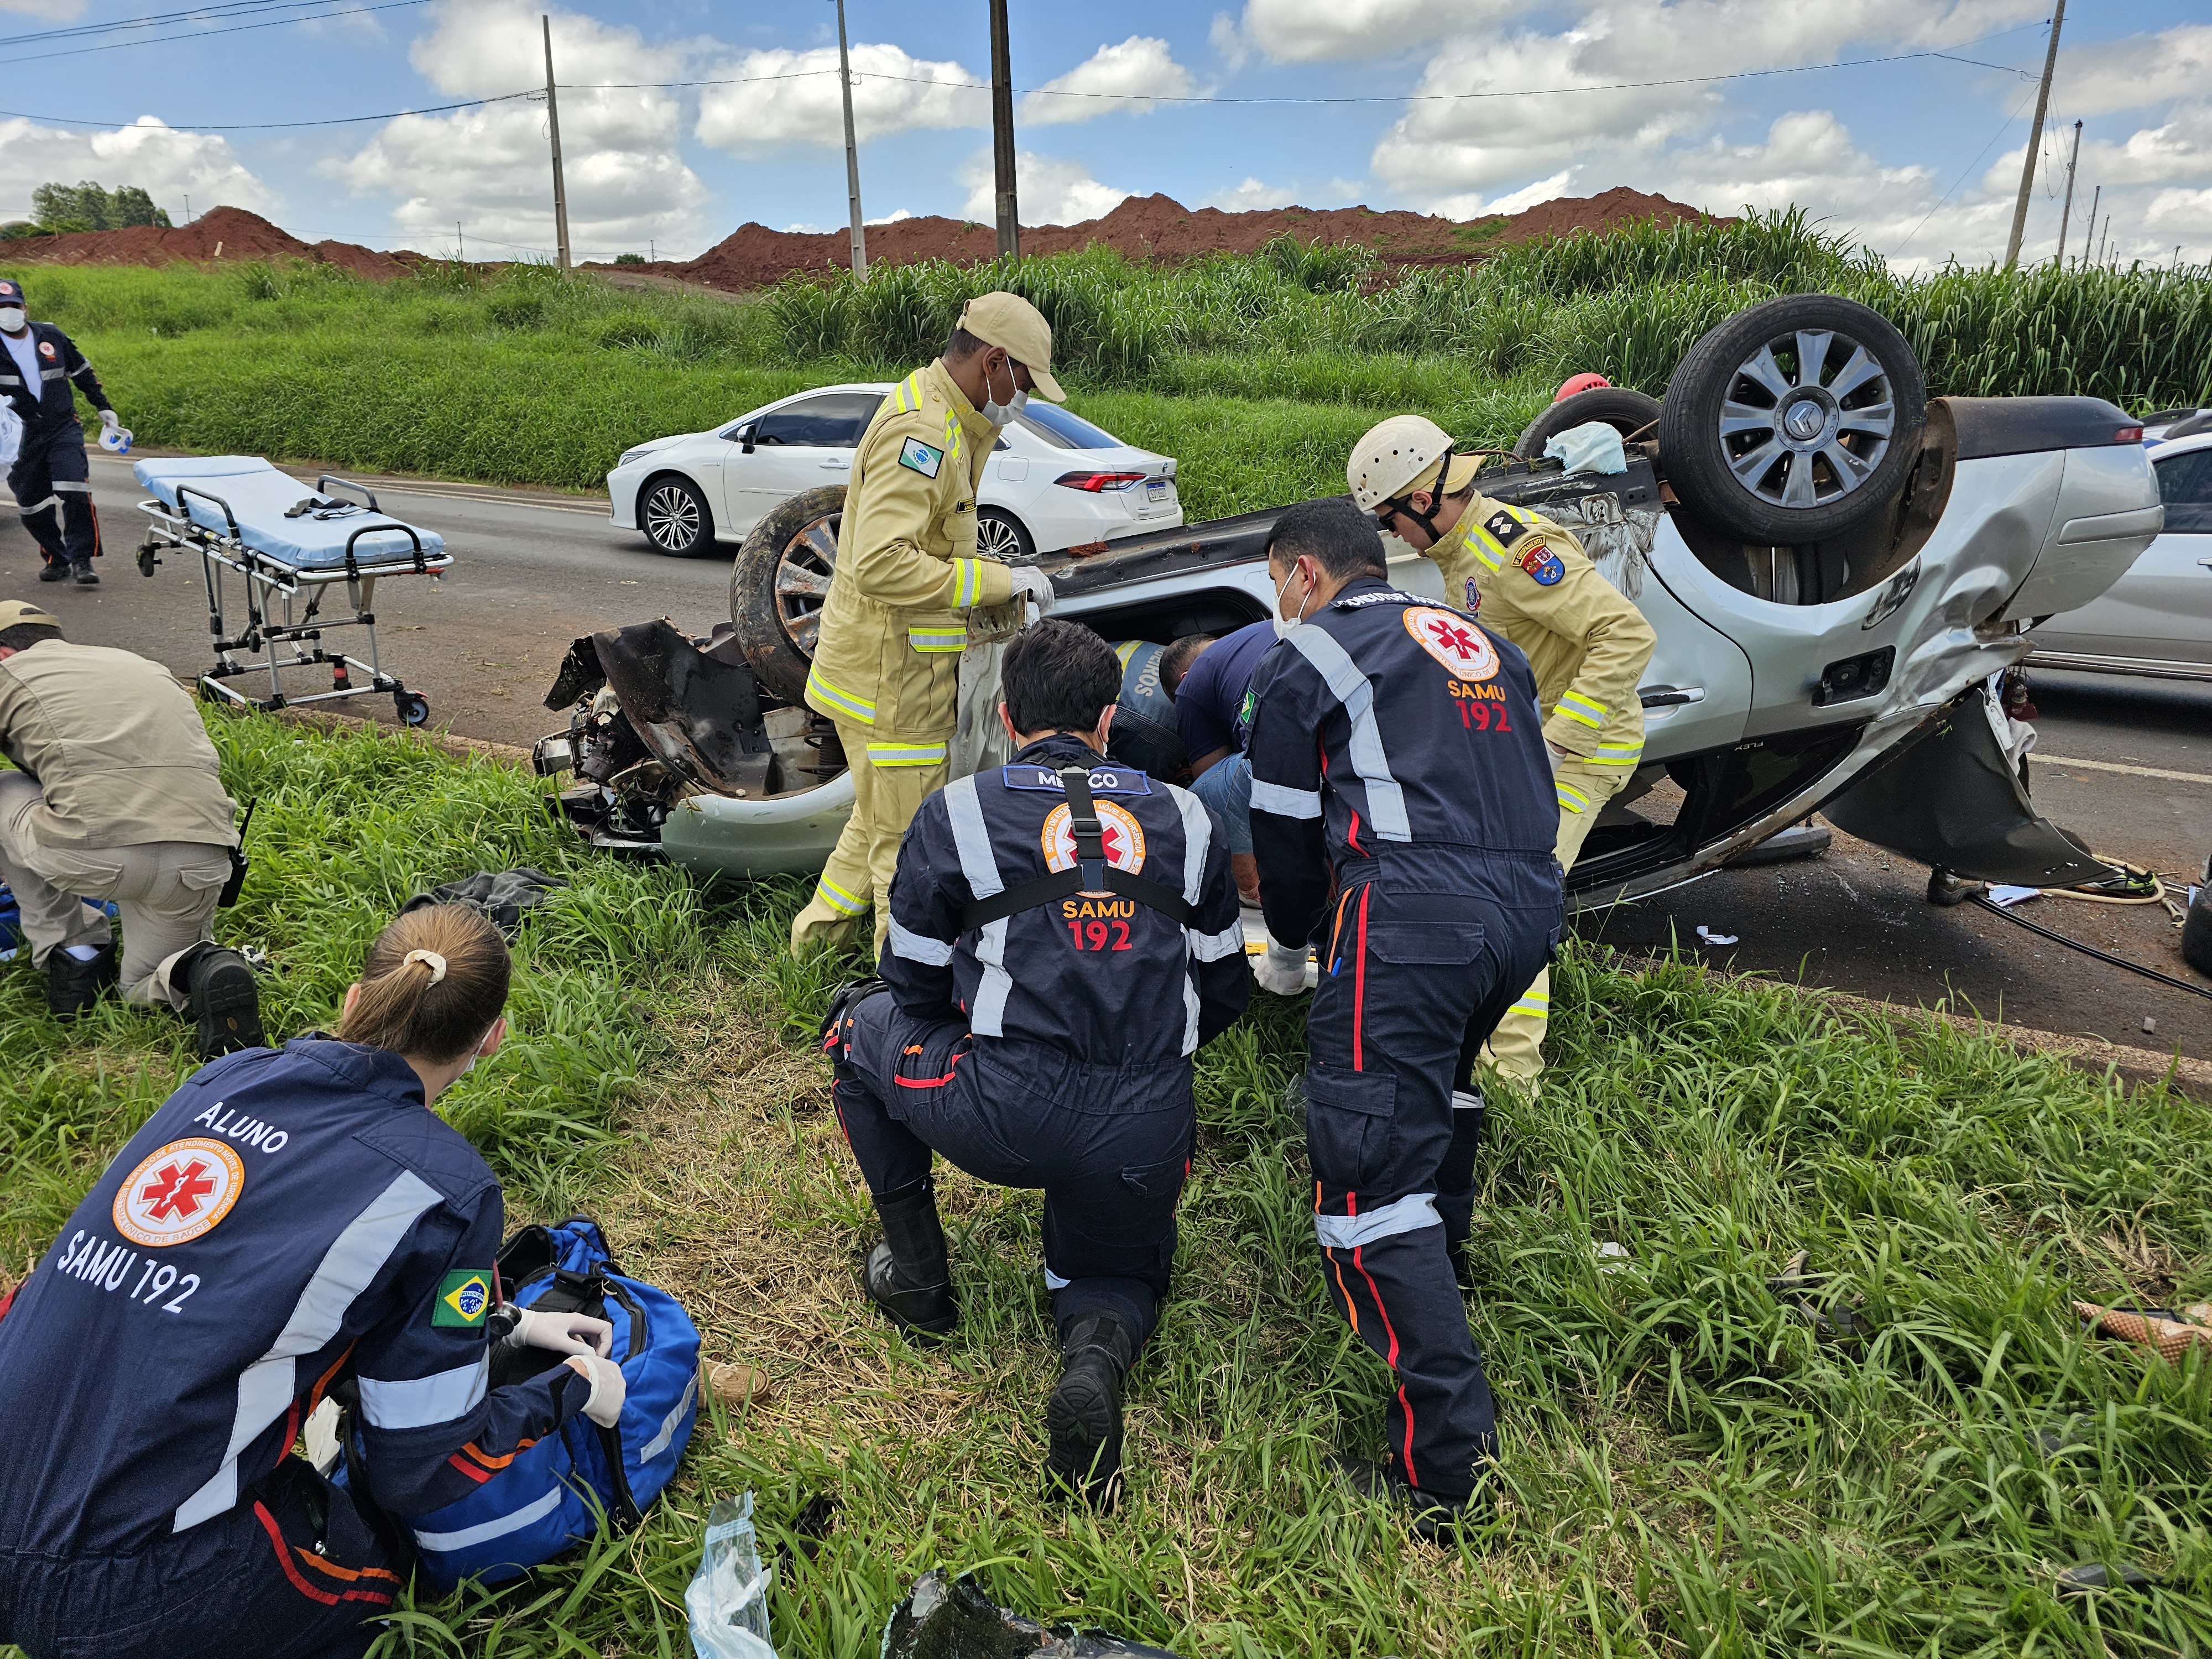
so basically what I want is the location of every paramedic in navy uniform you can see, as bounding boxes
[821,619,1250,1509]
[0,904,626,1659]
[0,276,115,587]
[1244,498,1562,1539]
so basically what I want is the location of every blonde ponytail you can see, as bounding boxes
[340,904,511,1063]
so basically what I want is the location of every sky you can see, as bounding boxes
[0,0,2206,273]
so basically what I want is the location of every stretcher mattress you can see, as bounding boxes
[134,456,446,570]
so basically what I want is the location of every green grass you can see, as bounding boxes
[7,721,2212,1657]
[11,210,2207,518]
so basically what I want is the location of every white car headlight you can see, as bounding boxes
[618,444,659,467]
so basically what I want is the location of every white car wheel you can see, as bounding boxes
[641,476,713,557]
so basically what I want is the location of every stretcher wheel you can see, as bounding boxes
[394,690,430,727]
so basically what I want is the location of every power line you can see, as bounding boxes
[0,0,374,48]
[5,0,429,65]
[1892,74,2046,260]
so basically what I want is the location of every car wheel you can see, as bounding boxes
[1514,387,1662,460]
[640,474,714,557]
[1659,293,1926,545]
[977,507,1035,562]
[730,484,846,705]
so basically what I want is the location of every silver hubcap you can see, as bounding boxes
[774,513,841,656]
[644,484,700,549]
[977,514,1024,561]
[1716,328,1896,510]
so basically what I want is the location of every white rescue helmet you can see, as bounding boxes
[1346,414,1452,512]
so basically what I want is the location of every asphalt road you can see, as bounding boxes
[9,452,2209,1059]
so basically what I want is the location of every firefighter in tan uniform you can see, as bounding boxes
[1347,416,1656,1086]
[789,294,1063,957]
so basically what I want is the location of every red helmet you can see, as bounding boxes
[1554,372,1611,402]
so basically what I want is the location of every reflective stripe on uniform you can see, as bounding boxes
[1554,690,1608,729]
[805,667,876,725]
[357,1354,488,1430]
[1187,921,1244,962]
[1114,639,1140,669]
[889,916,953,965]
[175,1171,441,1532]
[1451,1089,1484,1112]
[1250,779,1322,819]
[865,741,948,768]
[813,875,867,916]
[943,411,963,466]
[1286,627,1412,840]
[1464,523,1509,571]
[943,777,1014,1034]
[1168,780,1213,1056]
[886,371,924,415]
[412,1486,564,1553]
[1507,991,1550,1018]
[51,479,91,494]
[1557,780,1590,814]
[907,626,967,653]
[952,556,985,608]
[38,367,65,383]
[1589,739,1644,766]
[1314,1192,1441,1250]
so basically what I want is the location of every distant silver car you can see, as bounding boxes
[541,294,2164,902]
[2027,430,2210,682]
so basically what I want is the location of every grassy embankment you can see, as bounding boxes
[6,714,2211,1658]
[11,211,2209,523]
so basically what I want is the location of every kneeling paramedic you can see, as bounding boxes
[821,619,1249,1507]
[0,905,626,1659]
[1348,416,1655,1087]
[0,600,262,1052]
[1245,499,1562,1536]
[0,276,117,588]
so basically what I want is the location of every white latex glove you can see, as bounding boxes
[511,1306,614,1358]
[565,1353,627,1427]
[100,409,120,429]
[1008,566,1058,617]
[1253,940,1309,997]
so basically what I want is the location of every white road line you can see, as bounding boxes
[2037,754,2212,786]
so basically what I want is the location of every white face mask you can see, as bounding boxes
[1271,562,1317,641]
[0,308,25,333]
[980,355,1027,425]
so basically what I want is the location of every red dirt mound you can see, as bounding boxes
[660,186,1715,291]
[3,206,416,279]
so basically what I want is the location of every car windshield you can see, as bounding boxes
[1014,404,1124,451]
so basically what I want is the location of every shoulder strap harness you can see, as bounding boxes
[962,764,1192,930]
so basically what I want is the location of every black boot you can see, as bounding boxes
[1327,1452,1484,1545]
[863,1176,956,1342]
[37,558,69,583]
[70,559,98,587]
[1045,1311,1135,1511]
[46,943,118,1019]
[184,945,265,1059]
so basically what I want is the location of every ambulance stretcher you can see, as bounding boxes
[132,456,450,723]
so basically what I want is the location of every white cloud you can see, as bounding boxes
[2053,25,2212,118]
[0,0,85,17]
[961,151,1131,227]
[695,42,983,153]
[1218,0,1530,64]
[0,116,274,224]
[1020,36,1198,127]
[1203,176,1297,211]
[330,0,709,258]
[1208,12,1250,71]
[867,208,916,225]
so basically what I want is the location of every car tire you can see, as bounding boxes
[1660,293,1926,545]
[730,484,846,705]
[977,507,1035,562]
[639,473,715,557]
[1513,387,1662,460]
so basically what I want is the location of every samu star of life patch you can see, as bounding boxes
[112,1138,245,1248]
[434,1270,494,1328]
[898,436,944,478]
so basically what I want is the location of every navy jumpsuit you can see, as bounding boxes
[1246,577,1563,1500]
[827,733,1250,1346]
[0,1039,592,1659]
[0,285,109,573]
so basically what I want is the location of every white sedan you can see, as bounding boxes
[607,382,1181,559]
[2028,429,2212,682]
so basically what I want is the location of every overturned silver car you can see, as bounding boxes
[538,294,2162,902]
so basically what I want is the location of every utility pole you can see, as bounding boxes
[2002,0,2064,269]
[542,14,572,272]
[2095,213,2108,267]
[835,0,867,279]
[988,0,1019,258]
[2054,119,2080,264]
[457,222,464,265]
[2081,184,2100,267]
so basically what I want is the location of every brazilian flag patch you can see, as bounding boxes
[434,1270,493,1328]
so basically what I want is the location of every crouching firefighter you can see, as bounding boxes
[1245,500,1563,1539]
[0,906,625,1659]
[821,619,1249,1507]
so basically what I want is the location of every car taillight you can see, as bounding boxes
[2115,425,2145,443]
[1054,470,1146,492]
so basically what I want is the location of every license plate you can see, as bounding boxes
[1146,479,1168,502]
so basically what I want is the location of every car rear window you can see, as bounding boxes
[1015,404,1124,451]
[2154,447,2212,534]
[753,392,885,447]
